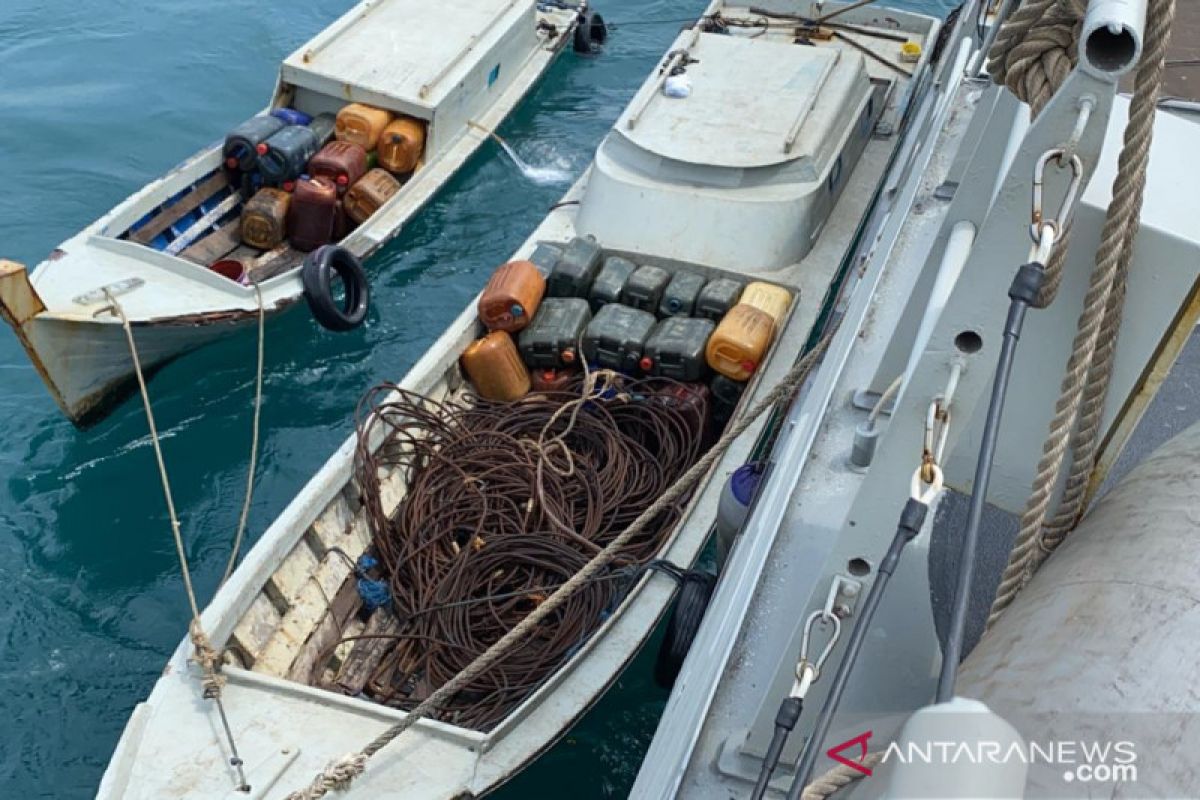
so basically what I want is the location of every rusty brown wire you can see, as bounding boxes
[342,376,711,729]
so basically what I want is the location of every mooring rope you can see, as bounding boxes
[986,0,1177,626]
[106,287,268,790]
[222,284,266,585]
[282,330,835,800]
[800,753,883,800]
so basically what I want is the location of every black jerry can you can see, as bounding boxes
[621,265,671,313]
[589,256,637,311]
[659,271,707,317]
[518,297,592,369]
[547,236,603,297]
[694,278,744,320]
[582,303,657,372]
[642,317,716,381]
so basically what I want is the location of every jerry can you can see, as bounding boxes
[695,278,744,320]
[308,141,368,194]
[240,188,291,250]
[333,200,355,241]
[335,103,395,151]
[461,331,530,401]
[223,115,285,171]
[310,113,337,147]
[344,169,402,224]
[518,297,591,368]
[271,108,312,126]
[343,169,398,224]
[528,242,563,276]
[706,304,775,381]
[378,117,427,174]
[288,176,339,252]
[710,374,746,429]
[259,125,322,185]
[582,303,656,373]
[547,236,603,297]
[739,281,792,329]
[589,256,636,311]
[478,260,546,333]
[641,317,716,381]
[621,265,671,313]
[660,271,707,317]
[531,367,578,393]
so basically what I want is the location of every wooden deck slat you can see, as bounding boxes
[265,540,320,612]
[130,172,228,245]
[254,550,355,677]
[229,593,283,667]
[178,221,242,265]
[286,578,363,684]
[331,608,401,695]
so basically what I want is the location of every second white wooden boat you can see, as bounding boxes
[0,0,588,427]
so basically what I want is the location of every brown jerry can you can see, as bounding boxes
[307,141,368,194]
[377,117,427,174]
[241,188,291,250]
[335,103,395,151]
[344,169,402,225]
[478,260,546,333]
[460,331,530,402]
[288,175,339,252]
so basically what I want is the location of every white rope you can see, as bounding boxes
[800,752,883,800]
[222,284,267,585]
[282,329,836,800]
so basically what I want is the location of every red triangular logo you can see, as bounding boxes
[826,731,873,776]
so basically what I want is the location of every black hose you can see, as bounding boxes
[787,498,928,799]
[935,262,1045,703]
[750,696,804,800]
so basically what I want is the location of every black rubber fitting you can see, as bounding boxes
[1008,263,1046,305]
[898,498,928,541]
[775,696,803,730]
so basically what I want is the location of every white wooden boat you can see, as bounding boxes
[98,4,939,797]
[0,0,584,427]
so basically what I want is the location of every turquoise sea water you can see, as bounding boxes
[0,1,949,796]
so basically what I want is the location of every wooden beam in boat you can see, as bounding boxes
[129,172,228,245]
[229,593,283,667]
[164,194,241,256]
[331,607,401,696]
[286,577,363,684]
[246,246,305,283]
[0,260,45,326]
[178,221,242,265]
[254,549,355,676]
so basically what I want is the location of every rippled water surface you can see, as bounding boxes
[0,1,947,795]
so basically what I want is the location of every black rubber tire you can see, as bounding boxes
[654,571,717,689]
[301,245,370,332]
[573,9,608,54]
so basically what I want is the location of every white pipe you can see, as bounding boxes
[1080,0,1146,78]
[904,220,978,384]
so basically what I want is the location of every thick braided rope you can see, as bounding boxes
[988,0,1175,626]
[800,753,883,800]
[283,332,834,800]
[1031,1,1170,564]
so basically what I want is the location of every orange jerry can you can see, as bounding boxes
[461,331,531,402]
[739,281,792,330]
[344,169,402,225]
[241,188,291,250]
[378,117,427,174]
[478,260,546,333]
[335,103,395,151]
[288,176,339,252]
[308,141,368,193]
[705,304,776,381]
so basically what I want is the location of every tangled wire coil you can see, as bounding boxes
[347,374,710,729]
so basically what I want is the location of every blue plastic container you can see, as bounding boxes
[271,108,313,126]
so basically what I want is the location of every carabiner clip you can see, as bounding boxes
[1030,148,1084,244]
[798,609,842,684]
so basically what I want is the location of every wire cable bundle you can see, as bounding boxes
[347,376,710,729]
